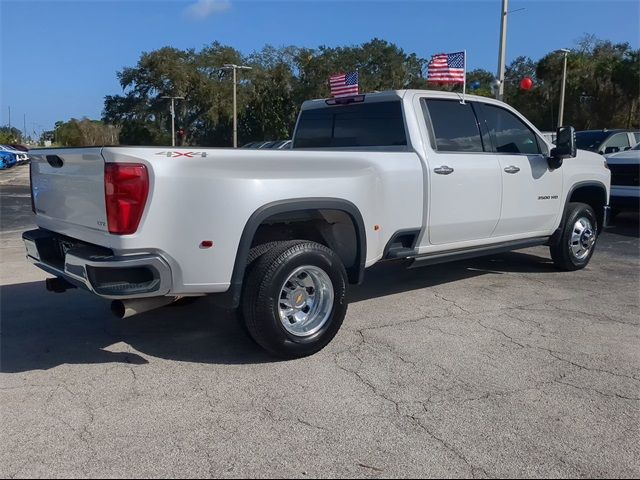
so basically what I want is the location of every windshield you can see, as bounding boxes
[575,131,610,151]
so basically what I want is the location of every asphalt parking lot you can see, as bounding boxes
[1,164,639,478]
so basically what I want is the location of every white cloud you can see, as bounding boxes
[184,0,231,20]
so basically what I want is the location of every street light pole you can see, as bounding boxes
[221,64,252,148]
[233,66,237,147]
[557,49,570,128]
[495,0,508,101]
[161,95,185,146]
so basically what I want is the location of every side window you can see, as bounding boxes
[480,104,541,155]
[424,99,484,152]
[604,133,630,153]
[633,132,640,144]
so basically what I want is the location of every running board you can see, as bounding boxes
[407,237,549,268]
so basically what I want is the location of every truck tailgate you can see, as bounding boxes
[30,148,108,232]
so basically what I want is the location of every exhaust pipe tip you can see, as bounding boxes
[110,300,126,319]
[111,296,179,319]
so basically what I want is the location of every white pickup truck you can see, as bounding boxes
[24,90,611,358]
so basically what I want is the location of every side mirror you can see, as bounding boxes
[604,146,620,155]
[549,126,576,168]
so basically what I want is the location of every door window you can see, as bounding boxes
[424,99,485,152]
[480,104,541,155]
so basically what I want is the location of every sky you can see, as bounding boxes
[1,0,638,136]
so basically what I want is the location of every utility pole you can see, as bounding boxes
[8,106,11,130]
[161,95,184,147]
[557,49,570,128]
[23,114,26,142]
[220,64,252,148]
[495,0,508,101]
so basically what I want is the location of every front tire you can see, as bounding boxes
[241,240,348,358]
[550,202,598,271]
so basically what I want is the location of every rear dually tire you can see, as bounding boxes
[241,240,348,359]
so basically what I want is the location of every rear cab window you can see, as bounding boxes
[293,100,407,149]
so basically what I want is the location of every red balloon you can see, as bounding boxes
[519,77,533,90]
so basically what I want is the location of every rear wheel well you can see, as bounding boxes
[251,209,362,283]
[568,184,607,231]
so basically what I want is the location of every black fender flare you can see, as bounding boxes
[227,198,367,308]
[562,180,608,231]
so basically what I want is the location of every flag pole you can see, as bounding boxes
[462,50,467,104]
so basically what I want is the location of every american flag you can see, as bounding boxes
[427,51,466,84]
[329,71,359,97]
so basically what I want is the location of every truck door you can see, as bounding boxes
[474,103,563,237]
[420,98,502,245]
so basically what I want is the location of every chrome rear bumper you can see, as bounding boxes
[22,229,172,299]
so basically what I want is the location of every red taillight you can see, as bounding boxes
[104,163,149,235]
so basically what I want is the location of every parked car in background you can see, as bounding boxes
[242,141,272,149]
[8,144,30,152]
[605,143,640,215]
[242,140,292,149]
[257,141,278,149]
[575,129,640,155]
[272,140,292,149]
[0,145,29,164]
[0,151,17,169]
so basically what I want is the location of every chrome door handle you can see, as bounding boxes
[504,165,520,174]
[434,165,454,175]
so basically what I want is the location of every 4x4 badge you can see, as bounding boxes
[155,151,208,158]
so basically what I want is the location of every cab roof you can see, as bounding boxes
[300,89,511,110]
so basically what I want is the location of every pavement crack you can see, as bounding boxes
[357,463,384,473]
[333,334,402,416]
[553,379,640,401]
[475,318,526,349]
[409,408,489,479]
[433,291,472,314]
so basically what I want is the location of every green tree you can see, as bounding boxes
[535,37,639,130]
[0,126,23,144]
[239,63,297,143]
[104,43,243,146]
[102,35,639,145]
[54,118,120,146]
[466,69,495,97]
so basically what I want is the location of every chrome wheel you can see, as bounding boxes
[278,265,334,337]
[569,216,596,260]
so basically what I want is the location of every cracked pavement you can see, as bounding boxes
[1,165,639,478]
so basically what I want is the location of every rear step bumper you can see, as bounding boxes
[22,229,172,299]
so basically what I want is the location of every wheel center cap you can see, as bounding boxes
[582,230,594,248]
[292,289,307,308]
